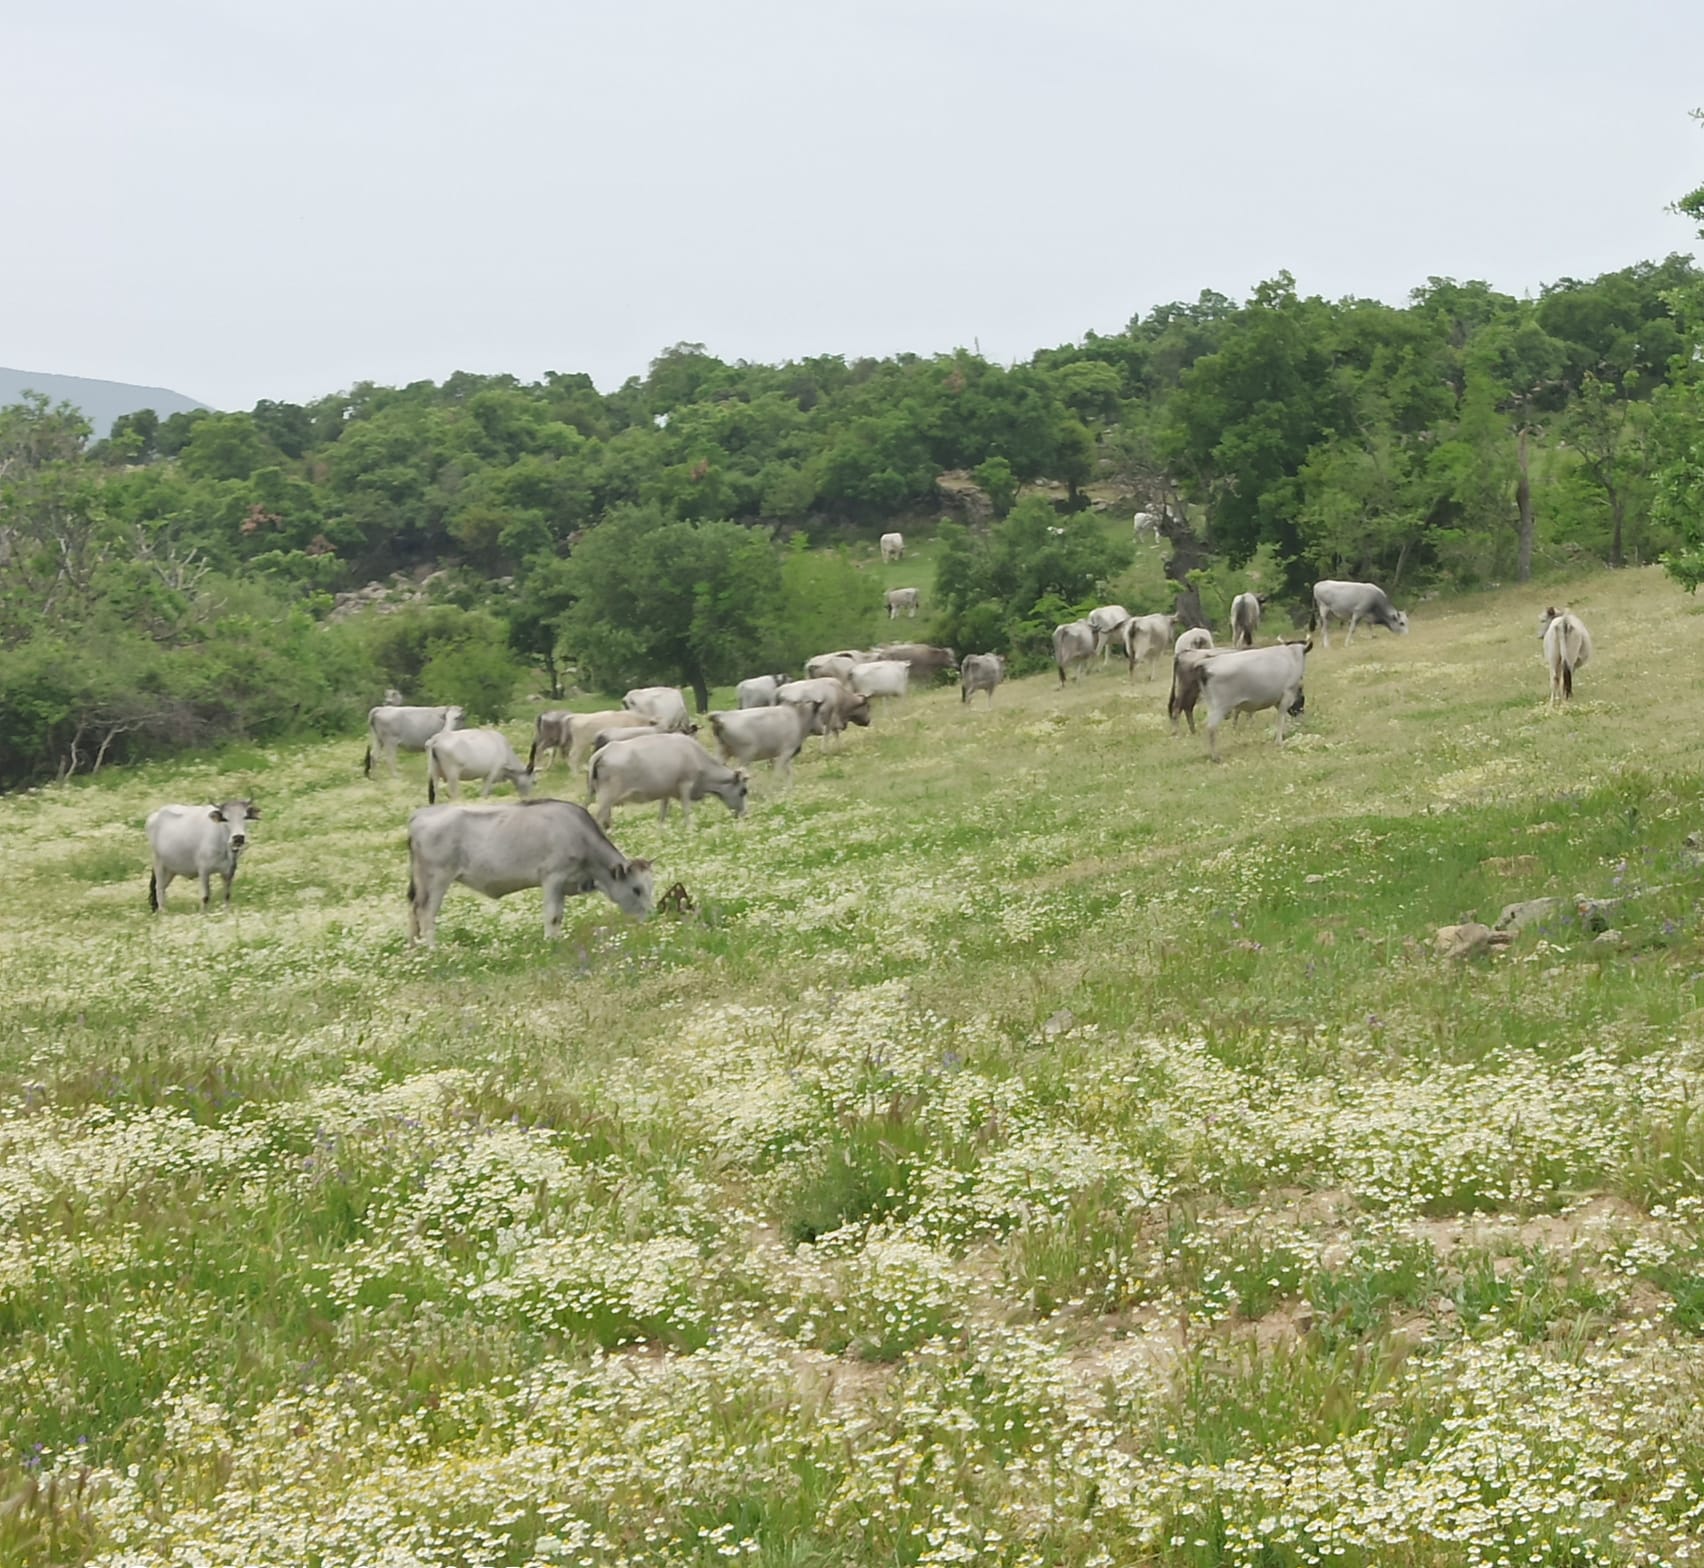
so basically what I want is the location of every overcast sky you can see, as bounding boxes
[6,0,1701,411]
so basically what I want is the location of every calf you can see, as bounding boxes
[959,652,1005,706]
[1230,592,1267,649]
[406,799,653,948]
[708,701,820,780]
[1311,580,1408,648]
[426,729,536,803]
[588,732,749,827]
[1122,612,1179,681]
[736,673,790,709]
[1540,607,1592,704]
[146,800,261,912]
[1053,620,1097,685]
[1197,640,1310,762]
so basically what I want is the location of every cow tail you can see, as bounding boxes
[363,745,372,777]
[1563,660,1573,699]
[427,771,437,805]
[148,869,158,912]
[526,737,538,771]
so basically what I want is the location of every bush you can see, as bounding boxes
[362,606,525,721]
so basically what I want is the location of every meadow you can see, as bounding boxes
[4,566,1704,1566]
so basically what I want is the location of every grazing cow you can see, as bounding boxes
[1053,620,1097,685]
[1197,641,1310,762]
[406,799,653,948]
[851,659,910,700]
[885,587,921,620]
[1121,612,1180,680]
[1311,580,1409,648]
[1175,627,1215,657]
[530,709,656,774]
[426,729,537,803]
[873,643,957,680]
[1088,605,1133,662]
[365,705,464,778]
[880,531,905,563]
[146,800,260,913]
[383,687,405,706]
[805,650,866,683]
[591,723,663,755]
[623,686,696,732]
[1230,592,1267,649]
[588,733,749,827]
[708,701,821,780]
[736,673,790,709]
[959,653,1005,706]
[1540,607,1593,704]
[1132,511,1159,543]
[777,678,874,742]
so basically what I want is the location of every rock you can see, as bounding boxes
[1592,929,1624,949]
[1496,897,1565,934]
[1434,923,1512,960]
[1481,854,1543,880]
[1042,1009,1076,1040]
[1315,929,1337,948]
[1232,939,1264,954]
[1685,831,1702,851]
[1574,897,1623,932]
[1304,873,1326,884]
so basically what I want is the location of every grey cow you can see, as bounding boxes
[1230,592,1267,649]
[146,799,261,912]
[426,729,536,803]
[1311,580,1409,648]
[365,704,464,778]
[959,653,1005,705]
[885,587,921,619]
[406,799,653,947]
[588,732,750,827]
[1197,640,1310,762]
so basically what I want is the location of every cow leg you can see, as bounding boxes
[1318,613,1330,650]
[479,771,496,798]
[657,799,670,824]
[1206,712,1225,764]
[199,869,214,911]
[1345,613,1359,646]
[222,866,236,905]
[678,790,694,827]
[542,878,567,939]
[150,864,171,912]
[414,873,448,948]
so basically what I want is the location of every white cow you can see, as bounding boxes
[426,729,537,803]
[623,686,696,733]
[1230,592,1267,649]
[850,659,910,700]
[707,702,821,780]
[1088,605,1133,662]
[588,733,749,827]
[777,678,873,742]
[805,651,864,683]
[1539,607,1592,704]
[736,674,790,709]
[880,531,905,563]
[1053,620,1097,685]
[1132,511,1159,543]
[406,800,653,948]
[1121,612,1180,680]
[1175,627,1215,657]
[1197,641,1310,762]
[365,705,464,778]
[530,709,657,774]
[959,653,1005,706]
[885,587,920,619]
[146,800,261,913]
[1311,580,1409,647]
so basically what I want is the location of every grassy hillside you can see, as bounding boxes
[0,366,209,434]
[5,568,1704,1565]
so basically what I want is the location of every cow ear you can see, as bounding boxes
[629,857,652,872]
[245,802,261,819]
[207,805,225,821]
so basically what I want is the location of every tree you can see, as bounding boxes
[1566,376,1649,568]
[1656,111,1704,593]
[559,507,784,711]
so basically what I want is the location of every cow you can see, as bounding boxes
[1053,620,1097,685]
[530,709,655,774]
[777,678,874,742]
[406,799,653,948]
[1540,607,1592,704]
[851,659,909,700]
[588,733,749,827]
[1133,511,1159,543]
[364,705,464,778]
[1310,580,1409,648]
[1121,613,1180,681]
[1230,592,1267,649]
[1175,627,1215,657]
[805,651,865,684]
[885,587,921,620]
[874,643,958,681]
[1196,641,1310,762]
[426,729,537,803]
[623,686,696,732]
[959,653,1005,706]
[591,723,664,755]
[707,701,821,781]
[880,531,905,563]
[1088,605,1133,662]
[736,674,791,709]
[146,800,261,913]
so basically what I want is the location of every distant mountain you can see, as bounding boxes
[0,367,212,435]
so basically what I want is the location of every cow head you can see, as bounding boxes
[845,696,873,728]
[443,705,467,731]
[1389,610,1410,636]
[210,799,260,850]
[727,771,751,818]
[511,769,538,798]
[1537,607,1560,638]
[606,857,655,919]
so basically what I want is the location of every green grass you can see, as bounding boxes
[5,565,1704,1565]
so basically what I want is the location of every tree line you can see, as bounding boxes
[4,209,1704,787]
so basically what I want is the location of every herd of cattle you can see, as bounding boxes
[139,573,1596,948]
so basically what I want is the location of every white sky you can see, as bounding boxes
[5,0,1701,410]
